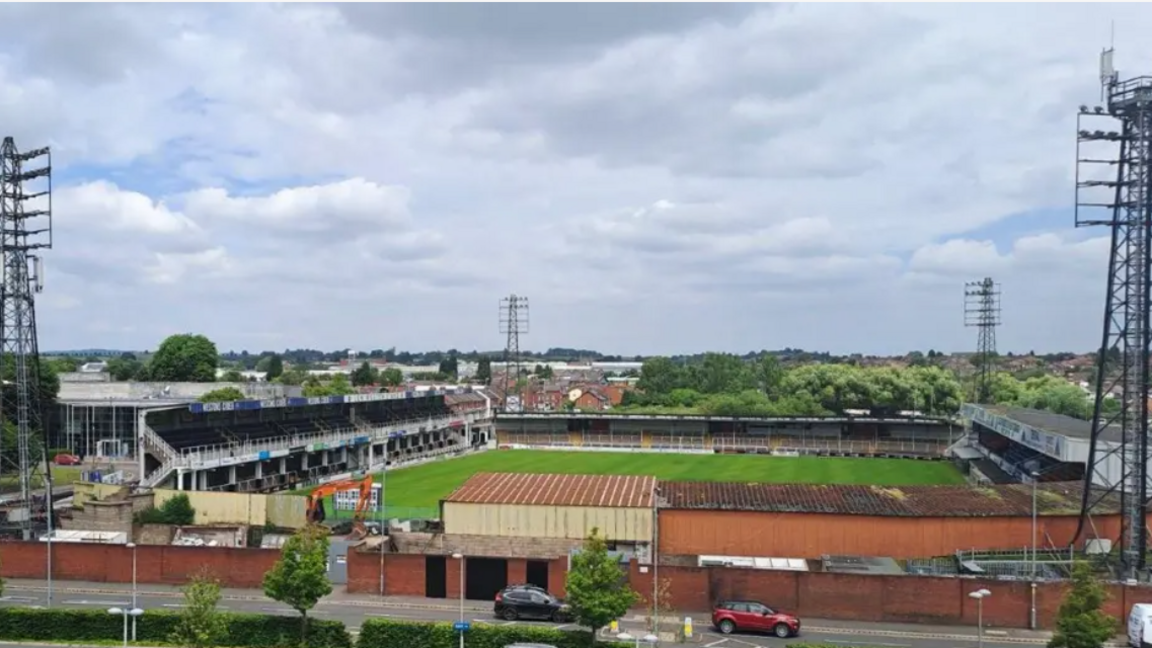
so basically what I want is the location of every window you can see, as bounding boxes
[750,604,773,615]
[529,592,549,604]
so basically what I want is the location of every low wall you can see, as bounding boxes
[628,562,1152,629]
[0,541,279,588]
[14,540,1152,631]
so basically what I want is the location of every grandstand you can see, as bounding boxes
[139,389,493,492]
[495,413,958,458]
[954,404,1110,486]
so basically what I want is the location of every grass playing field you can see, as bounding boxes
[374,450,965,510]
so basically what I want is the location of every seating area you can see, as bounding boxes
[151,397,455,453]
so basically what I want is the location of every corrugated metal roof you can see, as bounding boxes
[659,480,1113,518]
[446,473,655,508]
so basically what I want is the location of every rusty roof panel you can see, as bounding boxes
[446,473,655,508]
[658,480,1112,517]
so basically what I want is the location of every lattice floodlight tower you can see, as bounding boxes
[1072,49,1152,579]
[0,137,52,540]
[964,278,1001,404]
[498,294,529,413]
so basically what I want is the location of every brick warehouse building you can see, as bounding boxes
[656,480,1128,558]
[348,472,656,600]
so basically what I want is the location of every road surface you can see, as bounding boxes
[0,581,1088,648]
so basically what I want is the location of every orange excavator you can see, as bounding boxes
[305,474,375,540]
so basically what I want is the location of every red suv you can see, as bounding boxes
[712,600,801,638]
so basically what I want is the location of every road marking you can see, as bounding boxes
[63,600,130,606]
[704,639,729,647]
[555,624,575,631]
[501,621,517,626]
[827,641,909,648]
[162,604,186,609]
[0,596,37,603]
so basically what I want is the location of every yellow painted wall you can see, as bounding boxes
[153,489,268,526]
[443,502,653,542]
[72,482,123,509]
[266,495,308,529]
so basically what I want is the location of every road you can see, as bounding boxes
[0,581,1086,648]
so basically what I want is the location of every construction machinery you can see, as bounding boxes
[304,474,375,540]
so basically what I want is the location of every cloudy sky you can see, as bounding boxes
[4,3,1148,356]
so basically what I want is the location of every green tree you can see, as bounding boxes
[1048,562,1116,648]
[636,357,685,394]
[380,367,403,387]
[565,528,638,644]
[220,369,243,382]
[351,361,378,387]
[277,367,309,386]
[535,364,554,380]
[170,568,227,648]
[263,525,333,644]
[149,334,219,382]
[438,356,459,378]
[476,357,492,385]
[106,357,143,381]
[265,354,284,381]
[199,387,246,403]
[754,354,784,397]
[47,357,78,374]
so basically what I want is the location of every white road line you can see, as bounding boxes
[63,600,130,606]
[827,641,909,648]
[501,621,517,626]
[162,604,186,609]
[704,639,730,647]
[0,596,37,602]
[555,624,575,631]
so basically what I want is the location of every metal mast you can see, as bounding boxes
[1072,49,1152,578]
[498,295,529,412]
[0,137,52,540]
[964,278,1001,403]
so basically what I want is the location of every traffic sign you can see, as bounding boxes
[453,621,470,632]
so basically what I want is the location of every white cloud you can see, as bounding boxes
[1,3,1146,353]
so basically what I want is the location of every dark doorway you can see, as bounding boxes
[526,560,549,592]
[425,556,447,599]
[465,557,508,601]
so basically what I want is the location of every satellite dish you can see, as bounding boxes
[567,388,583,402]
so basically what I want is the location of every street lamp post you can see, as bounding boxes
[1030,471,1039,630]
[452,553,464,648]
[107,607,143,648]
[127,542,138,641]
[968,589,991,648]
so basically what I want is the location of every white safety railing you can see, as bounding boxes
[142,411,490,487]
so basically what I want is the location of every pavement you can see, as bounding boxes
[0,580,1118,648]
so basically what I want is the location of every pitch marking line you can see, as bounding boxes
[704,640,729,647]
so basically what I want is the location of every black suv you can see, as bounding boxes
[494,584,571,622]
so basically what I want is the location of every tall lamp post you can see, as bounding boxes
[452,553,464,648]
[107,607,143,648]
[968,588,991,648]
[1030,471,1039,630]
[127,542,139,641]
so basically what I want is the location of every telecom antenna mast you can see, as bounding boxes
[0,137,52,540]
[498,295,529,413]
[1072,48,1152,578]
[964,278,1001,403]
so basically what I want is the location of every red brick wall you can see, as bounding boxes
[628,562,1152,629]
[0,541,279,588]
[347,551,568,599]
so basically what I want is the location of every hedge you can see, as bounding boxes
[0,608,352,648]
[357,618,629,648]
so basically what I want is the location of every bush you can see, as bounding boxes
[135,492,196,526]
[0,608,351,648]
[357,618,629,648]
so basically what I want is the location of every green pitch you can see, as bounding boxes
[376,450,965,509]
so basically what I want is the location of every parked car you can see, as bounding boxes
[711,600,801,638]
[494,584,571,622]
[53,453,81,466]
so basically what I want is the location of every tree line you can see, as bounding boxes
[624,353,1102,420]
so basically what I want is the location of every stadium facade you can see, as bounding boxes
[139,388,493,492]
